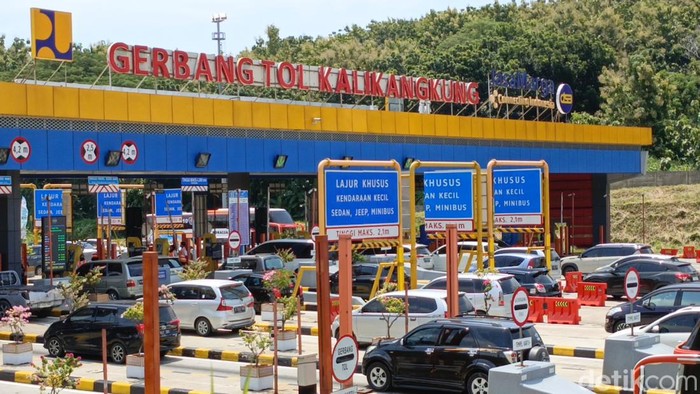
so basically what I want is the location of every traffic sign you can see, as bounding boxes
[324,170,400,241]
[493,168,542,226]
[154,189,183,223]
[625,268,640,301]
[10,136,31,163]
[625,312,641,325]
[88,176,120,193]
[512,336,532,352]
[97,191,123,225]
[311,226,320,241]
[80,139,99,165]
[332,335,359,383]
[228,190,250,247]
[34,190,64,226]
[228,231,241,249]
[121,140,138,164]
[0,176,11,194]
[511,287,530,327]
[423,170,474,232]
[182,177,208,192]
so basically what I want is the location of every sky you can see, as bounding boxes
[1,0,494,55]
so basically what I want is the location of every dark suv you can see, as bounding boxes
[43,302,181,363]
[362,317,549,393]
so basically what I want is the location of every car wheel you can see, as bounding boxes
[613,320,629,332]
[562,266,577,275]
[46,337,65,357]
[35,265,43,276]
[107,290,119,300]
[0,300,11,315]
[195,317,213,336]
[109,342,127,364]
[366,362,392,391]
[466,371,489,394]
[528,346,550,362]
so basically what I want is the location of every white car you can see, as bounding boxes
[421,272,520,317]
[609,306,700,347]
[430,241,493,272]
[167,279,255,336]
[560,243,653,274]
[331,289,474,344]
[494,247,563,280]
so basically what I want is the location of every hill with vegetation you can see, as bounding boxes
[611,184,700,250]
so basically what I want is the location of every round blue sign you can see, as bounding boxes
[556,83,574,114]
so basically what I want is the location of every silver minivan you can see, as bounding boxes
[75,260,144,300]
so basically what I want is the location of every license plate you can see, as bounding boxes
[234,306,246,313]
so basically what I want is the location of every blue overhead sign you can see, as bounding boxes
[88,176,119,185]
[424,170,473,232]
[182,177,208,192]
[155,189,183,223]
[325,170,400,241]
[0,176,11,186]
[493,168,542,225]
[34,190,64,225]
[97,192,123,225]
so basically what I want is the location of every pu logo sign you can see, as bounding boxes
[30,8,73,62]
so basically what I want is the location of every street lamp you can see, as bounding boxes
[567,193,575,253]
[211,13,227,56]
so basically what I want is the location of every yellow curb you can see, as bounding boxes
[188,391,212,394]
[14,371,33,384]
[194,348,209,359]
[0,332,12,340]
[646,390,675,394]
[160,388,171,394]
[221,351,239,362]
[24,334,39,343]
[290,357,298,367]
[76,377,97,391]
[169,347,183,356]
[310,327,318,336]
[110,381,132,394]
[593,384,622,394]
[259,354,274,364]
[551,346,575,357]
[595,349,605,359]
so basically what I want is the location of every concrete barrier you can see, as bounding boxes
[488,361,593,393]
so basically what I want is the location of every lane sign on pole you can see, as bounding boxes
[325,170,400,241]
[97,191,124,225]
[154,189,183,223]
[493,168,542,226]
[511,287,530,327]
[228,230,241,250]
[423,170,474,232]
[0,176,12,194]
[624,268,640,301]
[332,335,359,383]
[311,226,320,241]
[34,190,64,226]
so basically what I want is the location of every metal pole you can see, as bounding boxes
[315,235,332,394]
[273,302,279,394]
[642,194,645,243]
[143,251,160,394]
[102,328,108,394]
[297,296,302,355]
[47,196,53,286]
[446,224,459,317]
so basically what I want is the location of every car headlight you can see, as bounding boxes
[607,306,622,316]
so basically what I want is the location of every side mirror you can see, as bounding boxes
[650,325,660,333]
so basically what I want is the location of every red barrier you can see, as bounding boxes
[564,271,582,293]
[577,282,608,306]
[682,246,696,259]
[544,298,581,325]
[329,295,340,325]
[660,248,678,256]
[527,296,546,323]
[696,250,700,264]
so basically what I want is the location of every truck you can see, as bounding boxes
[0,271,64,317]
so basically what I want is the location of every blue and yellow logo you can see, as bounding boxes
[31,8,73,62]
[556,83,574,115]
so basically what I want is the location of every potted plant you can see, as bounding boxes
[260,269,295,323]
[32,353,83,393]
[271,296,298,351]
[120,285,175,379]
[1,305,33,365]
[239,327,273,391]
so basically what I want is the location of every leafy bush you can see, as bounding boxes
[32,354,83,394]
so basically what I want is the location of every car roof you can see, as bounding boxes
[592,243,651,248]
[491,253,539,259]
[171,279,243,287]
[498,267,549,274]
[257,239,313,245]
[429,272,515,281]
[651,282,700,290]
[431,316,533,329]
[381,289,457,298]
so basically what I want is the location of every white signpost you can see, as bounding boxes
[511,287,531,366]
[332,335,358,384]
[624,268,641,334]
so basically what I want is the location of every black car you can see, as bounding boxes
[227,271,302,313]
[583,255,698,299]
[362,317,549,393]
[330,263,410,300]
[43,302,181,363]
[605,283,700,332]
[498,268,562,297]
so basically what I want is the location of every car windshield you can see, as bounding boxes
[516,272,555,285]
[264,256,285,270]
[510,326,543,344]
[498,277,520,294]
[269,210,295,224]
[676,264,696,273]
[220,284,250,300]
[127,262,143,277]
[159,306,177,322]
[639,246,654,254]
[415,246,431,256]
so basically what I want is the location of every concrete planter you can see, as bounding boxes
[2,342,33,365]
[239,364,273,391]
[273,329,297,352]
[125,354,145,379]
[260,303,283,323]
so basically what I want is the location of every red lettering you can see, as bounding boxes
[238,57,254,85]
[261,60,275,87]
[429,79,442,101]
[466,82,480,105]
[400,76,414,99]
[386,74,399,97]
[107,42,130,73]
[452,81,465,104]
[416,77,429,100]
[173,50,190,80]
[441,79,453,102]
[278,62,296,89]
[335,68,352,94]
[215,55,235,83]
[194,53,213,82]
[151,47,170,78]
[352,70,362,94]
[371,72,384,97]
[297,64,309,90]
[318,67,333,92]
[132,45,149,76]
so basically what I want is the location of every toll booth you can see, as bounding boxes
[201,233,221,272]
[127,237,146,257]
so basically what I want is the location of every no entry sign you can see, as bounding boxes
[228,230,241,250]
[625,268,640,301]
[511,287,530,327]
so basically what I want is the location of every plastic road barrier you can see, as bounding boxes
[577,282,608,306]
[546,298,581,325]
[526,296,546,323]
[564,271,582,293]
